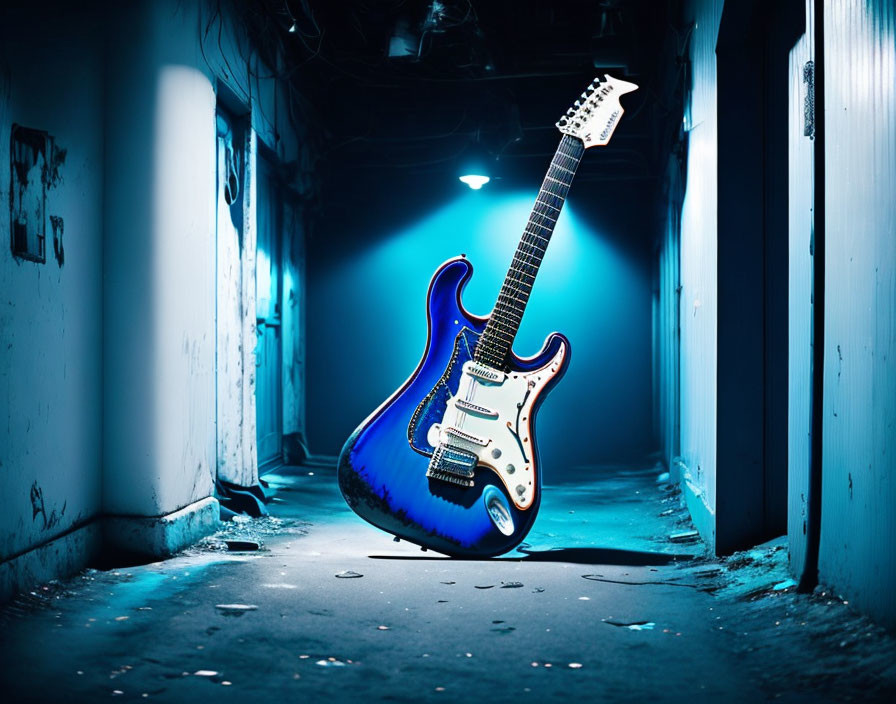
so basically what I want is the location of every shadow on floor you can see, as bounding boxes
[368,547,691,566]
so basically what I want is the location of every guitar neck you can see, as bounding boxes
[474,134,585,369]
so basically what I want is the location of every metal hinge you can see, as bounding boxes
[803,61,815,140]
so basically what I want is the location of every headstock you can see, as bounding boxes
[556,74,639,148]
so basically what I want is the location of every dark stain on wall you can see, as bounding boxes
[30,481,66,531]
[50,215,64,266]
[9,124,66,264]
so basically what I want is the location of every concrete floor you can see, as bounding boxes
[1,465,894,703]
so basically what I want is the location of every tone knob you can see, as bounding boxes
[505,463,515,474]
[491,448,502,459]
[516,484,526,496]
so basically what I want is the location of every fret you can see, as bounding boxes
[507,277,533,292]
[500,278,533,295]
[487,322,519,342]
[494,296,525,313]
[544,175,570,188]
[557,135,582,158]
[525,221,551,235]
[497,287,528,304]
[497,293,529,312]
[512,252,541,268]
[483,326,515,343]
[511,252,540,266]
[490,309,521,327]
[497,291,528,310]
[497,296,529,313]
[497,302,526,318]
[509,266,536,281]
[522,229,549,243]
[554,151,578,166]
[535,196,562,211]
[474,134,584,368]
[488,316,520,335]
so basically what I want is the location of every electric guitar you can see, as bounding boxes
[338,76,639,557]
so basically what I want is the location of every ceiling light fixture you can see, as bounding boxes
[459,174,490,190]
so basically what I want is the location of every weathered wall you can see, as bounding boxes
[677,0,723,545]
[103,0,218,518]
[787,1,814,580]
[0,4,104,567]
[104,0,304,511]
[819,0,896,629]
[1,0,307,593]
[656,156,683,479]
[282,200,307,454]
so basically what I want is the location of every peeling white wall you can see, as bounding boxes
[678,0,723,544]
[0,5,104,565]
[103,0,217,518]
[103,0,305,512]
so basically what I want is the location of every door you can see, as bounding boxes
[215,106,256,486]
[255,153,283,470]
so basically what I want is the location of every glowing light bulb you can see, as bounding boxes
[459,174,490,190]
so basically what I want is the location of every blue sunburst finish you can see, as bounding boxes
[337,257,570,557]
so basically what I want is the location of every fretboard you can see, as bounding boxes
[474,134,585,369]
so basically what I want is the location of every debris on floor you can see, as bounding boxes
[214,603,258,615]
[1,465,894,703]
[335,570,363,579]
[225,540,260,552]
[668,529,700,543]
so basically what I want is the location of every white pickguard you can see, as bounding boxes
[426,344,567,510]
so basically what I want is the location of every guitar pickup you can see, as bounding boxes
[427,445,477,487]
[467,362,503,383]
[443,426,489,446]
[454,399,498,418]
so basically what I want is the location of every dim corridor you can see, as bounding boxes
[1,466,893,703]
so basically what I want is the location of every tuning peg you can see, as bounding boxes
[574,100,581,107]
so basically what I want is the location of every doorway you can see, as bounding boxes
[255,151,284,471]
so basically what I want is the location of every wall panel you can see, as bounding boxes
[0,5,104,566]
[787,6,814,580]
[678,0,723,544]
[820,0,896,629]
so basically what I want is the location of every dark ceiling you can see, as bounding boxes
[240,0,685,190]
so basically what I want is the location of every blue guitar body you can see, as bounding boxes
[337,257,570,557]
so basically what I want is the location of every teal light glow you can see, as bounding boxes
[308,187,653,475]
[459,174,490,190]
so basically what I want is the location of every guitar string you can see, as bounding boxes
[479,153,576,359]
[460,138,582,433]
[484,137,581,348]
[478,146,580,368]
[476,135,584,367]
